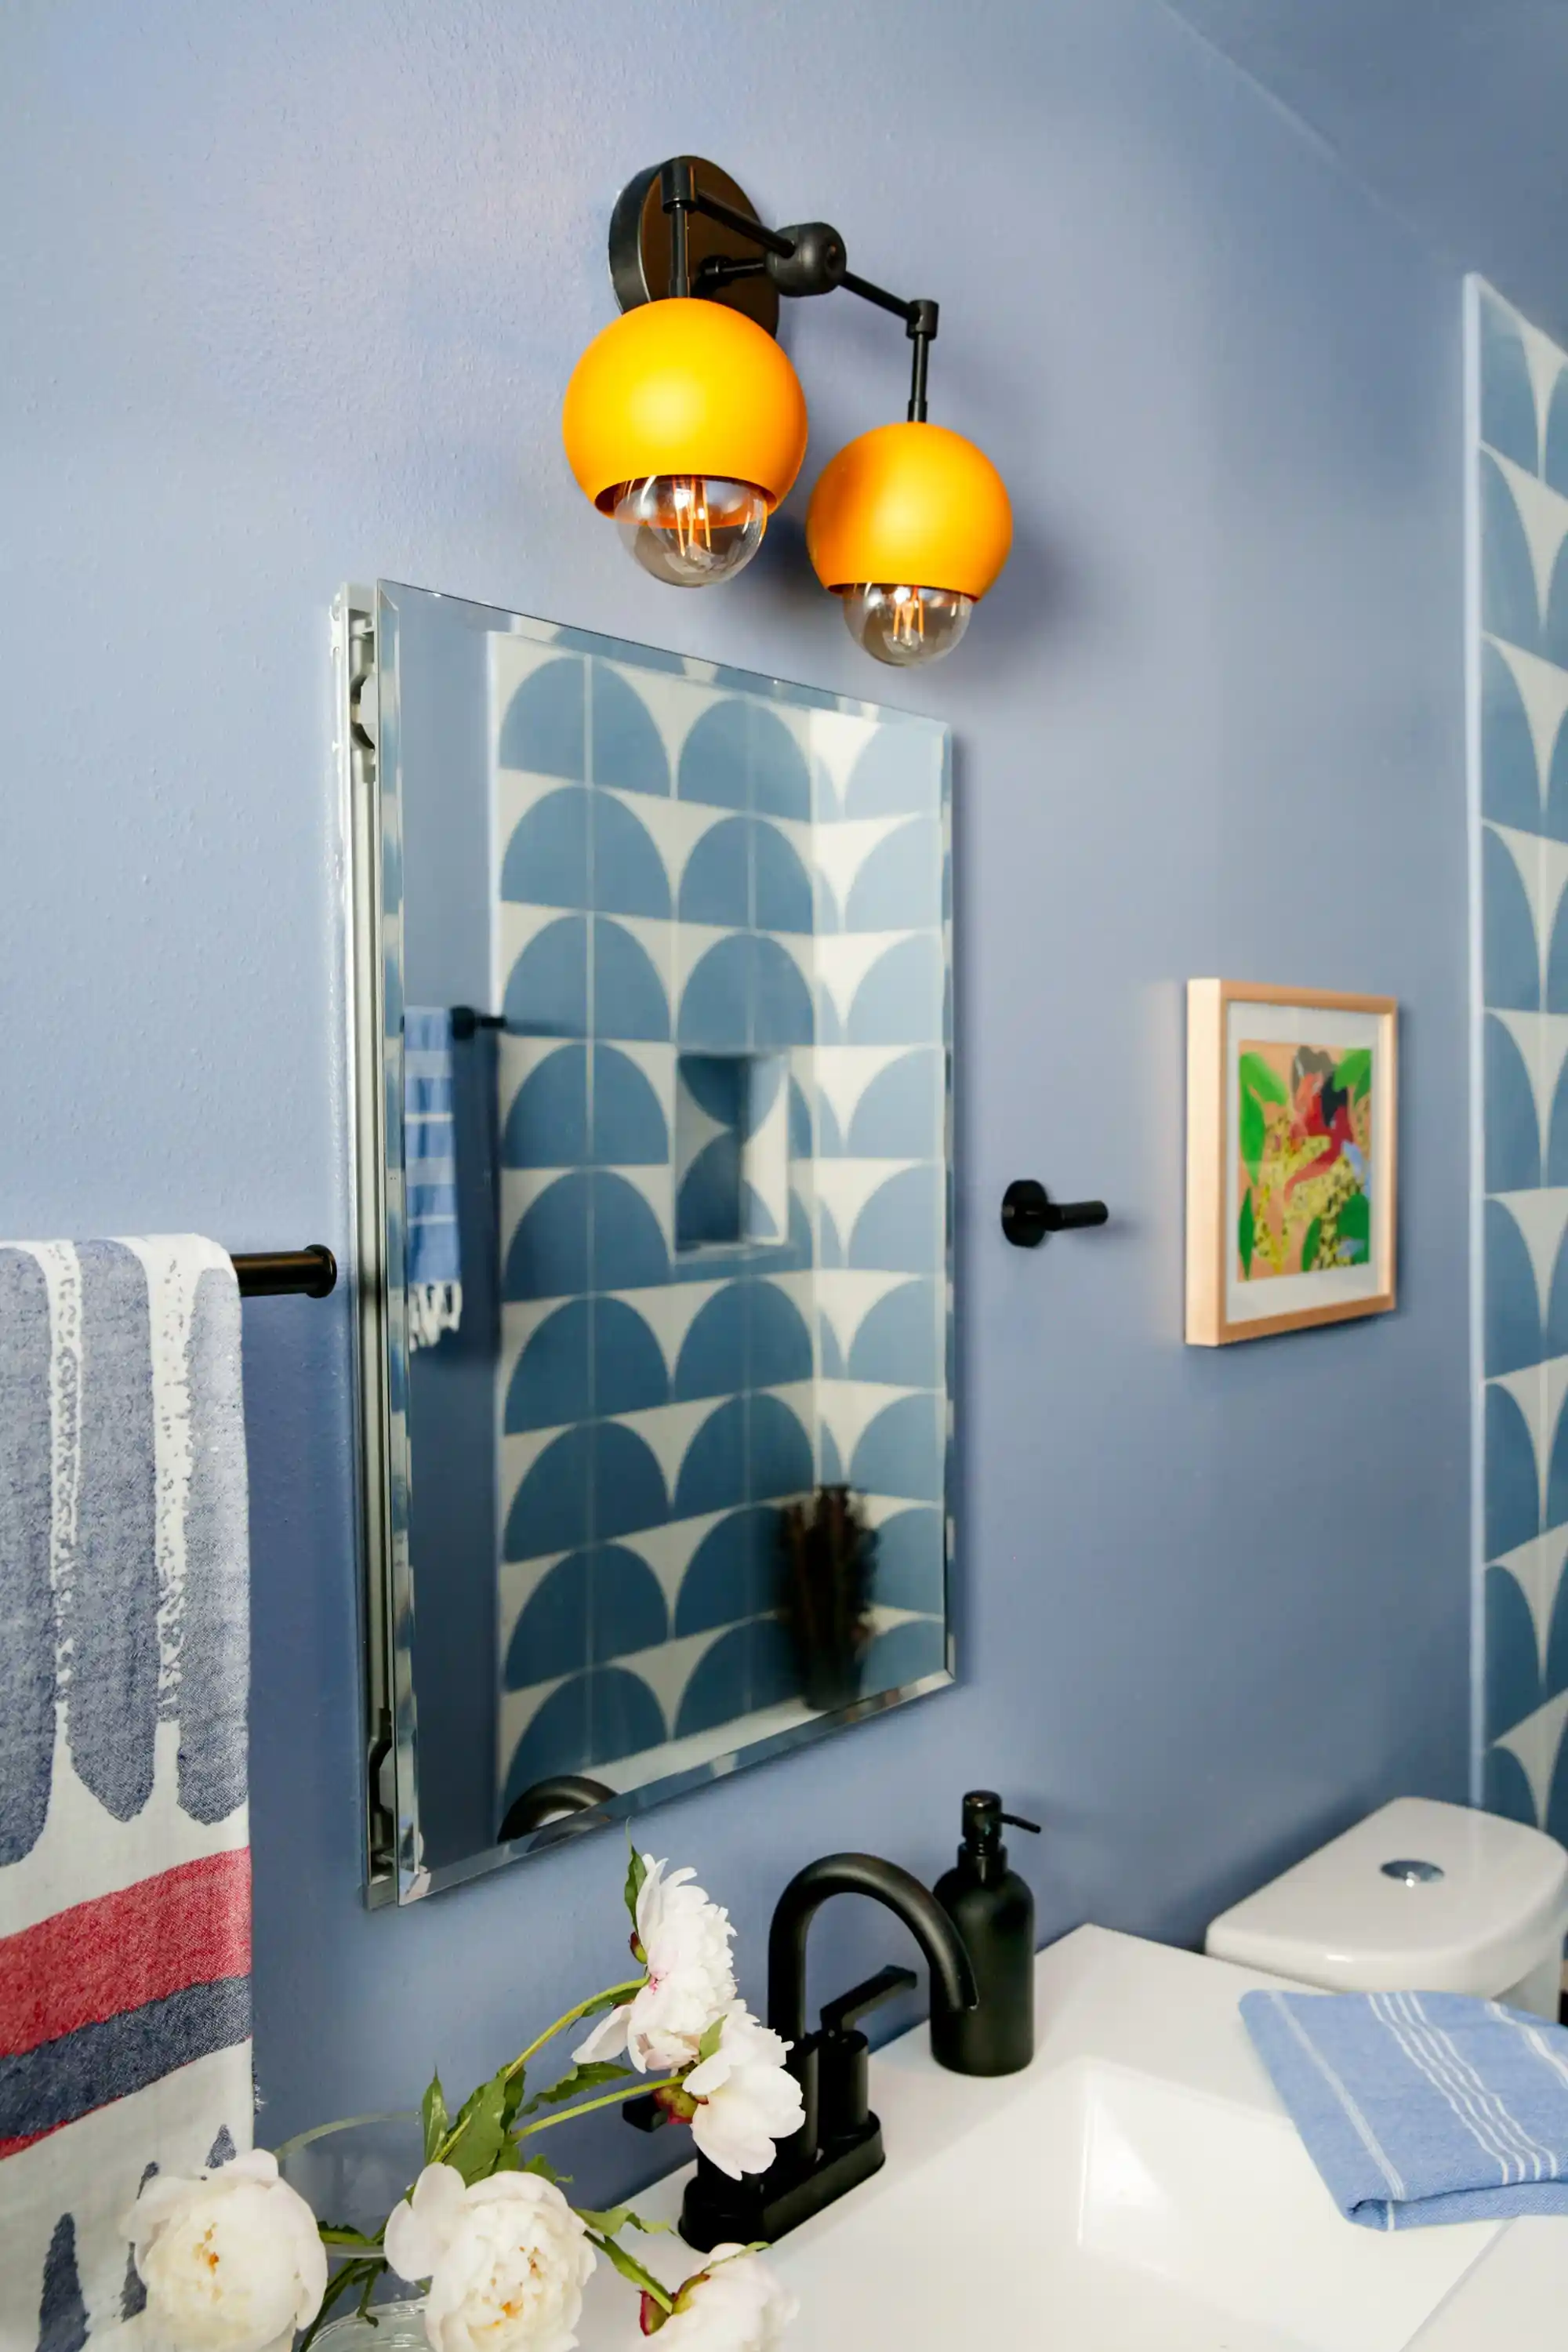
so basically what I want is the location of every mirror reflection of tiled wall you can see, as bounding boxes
[488,638,951,1829]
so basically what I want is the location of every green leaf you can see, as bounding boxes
[625,1840,648,1931]
[1333,1047,1373,1102]
[586,2229,673,2310]
[519,2153,562,2180]
[1238,1189,1255,1279]
[575,2205,673,2239]
[695,2016,724,2066]
[1239,1087,1265,1183]
[421,2072,448,2165]
[445,2069,509,2183]
[1301,1216,1322,1275]
[1240,1051,1288,1107]
[1338,1189,1370,1245]
[299,2261,383,2352]
[518,2061,634,2119]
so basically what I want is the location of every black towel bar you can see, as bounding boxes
[230,1246,337,1298]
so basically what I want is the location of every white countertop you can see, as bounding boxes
[590,1925,1568,2349]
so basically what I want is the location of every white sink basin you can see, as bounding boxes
[780,2056,1484,2351]
[605,1926,1568,2350]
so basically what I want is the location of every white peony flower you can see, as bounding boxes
[125,2150,328,2352]
[383,2163,596,2352]
[650,2250,797,2352]
[683,2008,804,2181]
[575,1857,737,2074]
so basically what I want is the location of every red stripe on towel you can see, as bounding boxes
[0,1849,250,2058]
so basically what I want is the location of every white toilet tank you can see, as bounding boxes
[1205,1796,1568,2019]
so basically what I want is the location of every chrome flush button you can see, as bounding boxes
[1381,1858,1446,1886]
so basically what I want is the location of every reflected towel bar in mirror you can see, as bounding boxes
[450,1006,505,1040]
[230,1246,338,1298]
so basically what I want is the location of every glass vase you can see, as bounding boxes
[312,2299,430,2351]
[275,2110,428,2340]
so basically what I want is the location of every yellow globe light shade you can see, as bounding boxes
[562,298,808,514]
[806,421,1013,601]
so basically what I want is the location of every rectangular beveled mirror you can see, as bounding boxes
[339,582,953,1901]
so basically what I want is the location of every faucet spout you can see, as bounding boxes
[767,1851,978,2043]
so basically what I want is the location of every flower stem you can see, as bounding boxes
[500,1980,648,2087]
[428,1977,650,2169]
[517,2076,681,2137]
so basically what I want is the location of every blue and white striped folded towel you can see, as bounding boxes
[1242,1986,1568,2230]
[404,1007,462,1349]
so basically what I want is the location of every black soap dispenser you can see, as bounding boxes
[931,1790,1040,2076]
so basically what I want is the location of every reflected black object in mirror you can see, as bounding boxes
[1000,1178,1109,1247]
[497,1773,613,1844]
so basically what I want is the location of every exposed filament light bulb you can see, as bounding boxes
[610,474,768,586]
[839,580,974,666]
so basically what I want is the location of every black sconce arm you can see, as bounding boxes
[659,160,939,423]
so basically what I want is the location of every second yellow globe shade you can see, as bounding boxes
[806,422,1012,602]
[562,299,808,514]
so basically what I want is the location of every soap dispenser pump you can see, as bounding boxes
[931,1790,1040,2076]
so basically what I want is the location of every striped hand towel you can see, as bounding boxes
[404,1007,462,1350]
[1242,1984,1568,2228]
[0,1239,252,2346]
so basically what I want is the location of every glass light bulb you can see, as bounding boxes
[610,475,768,586]
[840,582,974,666]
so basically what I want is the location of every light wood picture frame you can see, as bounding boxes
[1185,980,1398,1346]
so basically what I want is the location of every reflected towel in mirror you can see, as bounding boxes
[405,1008,462,1348]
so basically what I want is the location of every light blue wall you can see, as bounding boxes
[1,0,1468,2198]
[1163,2,1568,353]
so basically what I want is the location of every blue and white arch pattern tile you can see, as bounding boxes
[861,1602,948,1693]
[1486,1190,1568,1373]
[495,1619,776,1799]
[485,627,949,1791]
[497,1663,670,1814]
[1483,1525,1568,1744]
[499,1510,732,1666]
[1483,1353,1568,1543]
[1471,279,1568,1825]
[1485,1689,1568,1841]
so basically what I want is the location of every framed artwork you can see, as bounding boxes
[1185,980,1397,1346]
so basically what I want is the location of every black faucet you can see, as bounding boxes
[675,1853,978,2249]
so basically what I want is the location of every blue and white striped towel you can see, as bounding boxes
[404,1008,462,1350]
[1242,1985,1568,2229]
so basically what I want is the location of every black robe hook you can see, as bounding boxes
[1000,1181,1108,1248]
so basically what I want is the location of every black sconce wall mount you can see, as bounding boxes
[563,155,1013,665]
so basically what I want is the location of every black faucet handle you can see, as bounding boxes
[821,1964,917,2038]
[818,1965,916,2149]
